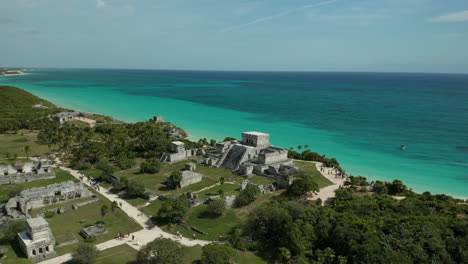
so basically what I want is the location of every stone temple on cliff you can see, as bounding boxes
[204,132,294,176]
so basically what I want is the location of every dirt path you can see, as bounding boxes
[303,161,347,204]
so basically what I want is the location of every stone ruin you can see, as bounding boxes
[204,132,296,177]
[180,170,203,188]
[0,181,93,227]
[80,223,108,239]
[0,161,55,185]
[185,192,202,207]
[150,115,165,123]
[241,179,277,194]
[17,217,56,261]
[160,141,206,163]
[53,111,80,124]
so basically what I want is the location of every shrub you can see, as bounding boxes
[207,199,226,216]
[201,243,238,264]
[137,238,183,264]
[287,171,319,197]
[235,184,260,207]
[111,181,126,193]
[158,197,189,223]
[44,211,55,218]
[167,170,182,189]
[2,220,27,242]
[71,243,98,263]
[140,158,162,174]
[126,181,145,198]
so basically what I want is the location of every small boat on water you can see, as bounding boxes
[400,145,407,150]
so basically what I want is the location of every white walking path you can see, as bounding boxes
[295,161,346,203]
[38,166,211,264]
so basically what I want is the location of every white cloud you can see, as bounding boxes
[428,10,468,22]
[96,0,106,8]
[220,0,337,33]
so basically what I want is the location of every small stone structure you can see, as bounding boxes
[160,141,205,163]
[224,195,237,209]
[241,180,277,194]
[0,161,55,185]
[180,171,203,188]
[142,189,157,200]
[150,116,164,123]
[185,163,196,171]
[1,181,93,226]
[185,192,202,207]
[80,224,108,239]
[54,111,80,124]
[18,217,56,261]
[204,132,294,176]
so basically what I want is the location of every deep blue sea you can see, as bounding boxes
[1,69,468,197]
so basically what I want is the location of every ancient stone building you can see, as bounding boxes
[18,217,56,261]
[204,132,294,176]
[1,181,93,226]
[54,111,80,124]
[150,116,164,123]
[160,141,205,163]
[0,161,55,185]
[180,171,203,188]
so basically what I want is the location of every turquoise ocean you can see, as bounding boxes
[1,69,467,197]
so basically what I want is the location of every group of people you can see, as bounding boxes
[320,165,347,180]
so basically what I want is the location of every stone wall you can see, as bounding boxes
[258,147,289,165]
[180,171,203,188]
[0,162,55,185]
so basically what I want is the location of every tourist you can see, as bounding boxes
[192,233,196,240]
[119,202,123,207]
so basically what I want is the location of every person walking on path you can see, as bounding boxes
[132,235,135,241]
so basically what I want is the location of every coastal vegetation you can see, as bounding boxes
[0,86,466,264]
[0,86,62,133]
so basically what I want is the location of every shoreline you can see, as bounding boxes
[2,84,467,199]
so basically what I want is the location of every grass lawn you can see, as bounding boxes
[80,168,104,179]
[196,183,240,200]
[95,244,137,264]
[294,160,333,188]
[141,199,164,217]
[29,196,95,217]
[248,175,276,185]
[0,130,50,158]
[0,168,78,204]
[125,197,148,208]
[46,190,142,249]
[159,191,282,242]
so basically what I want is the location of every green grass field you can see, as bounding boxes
[95,244,137,264]
[294,160,333,188]
[0,168,78,204]
[46,190,142,248]
[196,183,240,200]
[0,130,51,158]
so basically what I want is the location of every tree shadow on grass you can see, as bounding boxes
[197,210,222,219]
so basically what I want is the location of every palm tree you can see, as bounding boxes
[304,145,309,149]
[24,145,30,159]
[297,145,302,150]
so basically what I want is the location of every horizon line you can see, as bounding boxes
[2,66,468,76]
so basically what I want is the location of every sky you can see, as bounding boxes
[1,0,468,73]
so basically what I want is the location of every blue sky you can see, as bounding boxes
[1,0,468,73]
